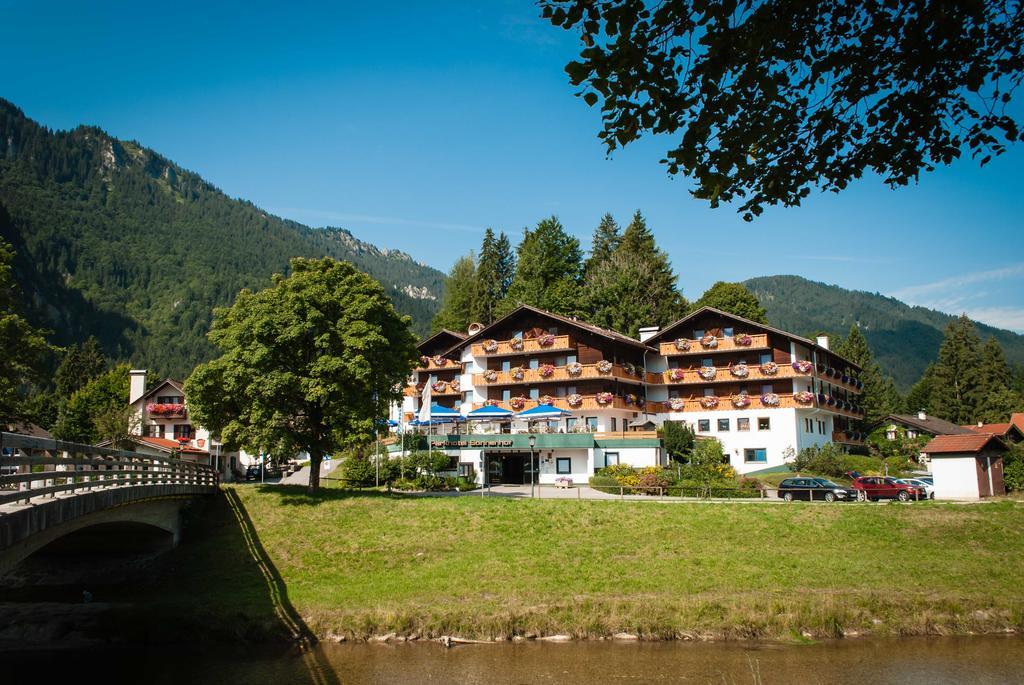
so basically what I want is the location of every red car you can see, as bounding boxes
[850,476,926,502]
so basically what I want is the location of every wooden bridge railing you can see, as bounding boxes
[0,432,218,507]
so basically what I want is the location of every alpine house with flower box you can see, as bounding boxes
[122,369,241,480]
[645,306,865,472]
[390,305,865,485]
[392,329,468,423]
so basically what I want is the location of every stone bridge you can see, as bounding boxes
[0,432,218,575]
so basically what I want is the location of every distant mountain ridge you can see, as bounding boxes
[744,275,1024,390]
[0,98,444,378]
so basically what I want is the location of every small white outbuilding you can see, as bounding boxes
[922,433,1007,500]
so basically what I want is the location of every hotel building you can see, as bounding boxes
[390,305,864,485]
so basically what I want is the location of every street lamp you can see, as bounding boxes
[528,434,537,498]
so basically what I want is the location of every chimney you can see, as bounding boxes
[816,335,830,350]
[638,326,660,343]
[129,369,147,405]
[918,410,927,421]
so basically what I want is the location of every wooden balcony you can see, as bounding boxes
[832,431,866,446]
[473,361,646,386]
[470,335,574,357]
[658,392,811,412]
[594,430,660,440]
[659,333,770,356]
[475,394,638,413]
[659,362,809,385]
[414,358,461,373]
[405,383,462,397]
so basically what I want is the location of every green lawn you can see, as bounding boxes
[135,485,1024,642]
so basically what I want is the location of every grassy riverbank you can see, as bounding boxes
[129,485,1024,643]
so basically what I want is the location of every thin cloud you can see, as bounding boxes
[961,307,1024,333]
[688,249,894,265]
[273,207,485,234]
[892,262,1024,301]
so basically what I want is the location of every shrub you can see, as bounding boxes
[407,450,453,477]
[598,463,636,480]
[1004,443,1024,492]
[337,452,377,487]
[789,443,848,477]
[589,475,620,494]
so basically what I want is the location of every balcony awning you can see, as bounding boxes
[466,405,514,420]
[515,403,575,421]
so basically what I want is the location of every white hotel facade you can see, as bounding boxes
[390,305,864,485]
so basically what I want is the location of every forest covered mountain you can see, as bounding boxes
[744,275,1024,390]
[0,99,444,379]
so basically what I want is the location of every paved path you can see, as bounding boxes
[280,460,337,486]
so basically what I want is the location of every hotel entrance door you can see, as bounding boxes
[486,452,536,485]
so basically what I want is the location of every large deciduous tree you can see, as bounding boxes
[542,1,1023,219]
[693,282,768,324]
[0,239,53,424]
[185,258,419,492]
[500,216,584,316]
[583,211,686,335]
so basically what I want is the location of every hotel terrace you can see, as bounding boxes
[390,305,865,485]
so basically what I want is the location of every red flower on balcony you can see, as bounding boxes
[596,392,614,406]
[539,364,556,378]
[538,333,556,347]
[147,403,185,416]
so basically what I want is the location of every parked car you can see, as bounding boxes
[850,476,926,501]
[896,477,935,499]
[777,477,855,502]
[245,465,262,481]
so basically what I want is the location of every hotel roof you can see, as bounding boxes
[447,304,656,356]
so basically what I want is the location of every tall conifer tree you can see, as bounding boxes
[583,210,686,336]
[976,337,1023,422]
[500,217,583,316]
[583,213,621,277]
[926,315,985,424]
[431,254,477,334]
[472,229,514,325]
[834,324,902,427]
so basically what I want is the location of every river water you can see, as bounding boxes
[7,637,1024,684]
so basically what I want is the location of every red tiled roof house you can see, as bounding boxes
[922,433,1007,500]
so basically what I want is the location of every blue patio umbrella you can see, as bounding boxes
[466,405,514,420]
[514,403,575,421]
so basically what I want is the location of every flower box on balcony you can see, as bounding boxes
[147,403,185,417]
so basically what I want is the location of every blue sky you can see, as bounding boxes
[5,1,1024,331]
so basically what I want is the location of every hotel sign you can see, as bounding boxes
[430,438,514,448]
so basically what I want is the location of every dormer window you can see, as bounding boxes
[723,327,734,337]
[694,329,705,339]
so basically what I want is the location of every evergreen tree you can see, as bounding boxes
[583,211,686,336]
[0,239,53,423]
[693,281,769,324]
[431,254,477,334]
[833,325,901,427]
[926,315,985,424]
[472,229,515,325]
[583,213,621,277]
[55,337,107,399]
[976,337,1023,422]
[904,364,935,416]
[500,217,583,316]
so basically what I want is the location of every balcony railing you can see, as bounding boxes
[146,403,187,419]
[473,361,647,386]
[405,382,462,397]
[659,361,808,385]
[659,333,770,356]
[414,358,461,373]
[658,392,809,412]
[470,335,574,357]
[476,394,639,413]
[832,431,867,446]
